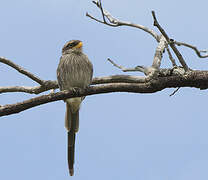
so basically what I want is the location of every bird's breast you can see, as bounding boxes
[57,53,93,90]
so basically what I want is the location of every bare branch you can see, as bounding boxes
[0,57,46,85]
[107,58,146,73]
[0,55,149,94]
[87,1,159,41]
[0,80,58,94]
[86,12,108,25]
[0,75,148,94]
[151,11,189,71]
[169,87,180,96]
[0,83,155,117]
[0,86,47,94]
[152,35,166,69]
[106,36,167,75]
[107,58,159,77]
[1,69,208,117]
[166,46,177,67]
[107,35,166,73]
[174,41,208,58]
[92,75,147,84]
[97,0,107,23]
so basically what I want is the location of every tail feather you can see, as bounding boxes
[65,103,79,176]
[65,103,71,131]
[68,130,75,176]
[65,103,79,132]
[74,112,79,132]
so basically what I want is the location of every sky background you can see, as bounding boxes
[1,0,208,179]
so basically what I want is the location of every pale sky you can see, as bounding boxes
[0,0,208,179]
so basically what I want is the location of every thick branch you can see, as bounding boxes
[1,70,208,117]
[92,75,147,83]
[0,75,148,94]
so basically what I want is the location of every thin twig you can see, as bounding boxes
[86,12,107,25]
[87,1,159,41]
[151,11,189,71]
[107,58,160,77]
[166,46,177,67]
[87,1,118,27]
[98,0,107,23]
[0,57,45,85]
[174,41,208,58]
[169,87,180,96]
[107,58,146,73]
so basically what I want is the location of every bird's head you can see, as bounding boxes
[62,40,83,55]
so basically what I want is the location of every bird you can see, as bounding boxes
[56,40,93,176]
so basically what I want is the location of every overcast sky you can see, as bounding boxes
[1,0,208,179]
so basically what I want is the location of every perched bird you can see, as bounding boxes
[57,40,93,176]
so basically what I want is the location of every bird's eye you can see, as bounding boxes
[67,42,76,48]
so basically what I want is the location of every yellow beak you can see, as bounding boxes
[74,42,83,49]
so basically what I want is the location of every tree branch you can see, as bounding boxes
[166,46,177,67]
[86,1,208,72]
[174,41,208,58]
[152,35,166,69]
[1,69,208,117]
[107,58,147,73]
[0,57,46,85]
[86,1,159,41]
[151,11,189,71]
[0,75,149,94]
[0,80,57,94]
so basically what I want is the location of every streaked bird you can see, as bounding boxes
[57,40,93,176]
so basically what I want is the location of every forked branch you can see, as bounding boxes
[151,11,189,71]
[86,0,159,41]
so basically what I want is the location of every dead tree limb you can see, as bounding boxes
[1,69,208,117]
[86,0,159,41]
[1,0,208,117]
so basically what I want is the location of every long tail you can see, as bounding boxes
[66,103,79,176]
[68,130,76,176]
